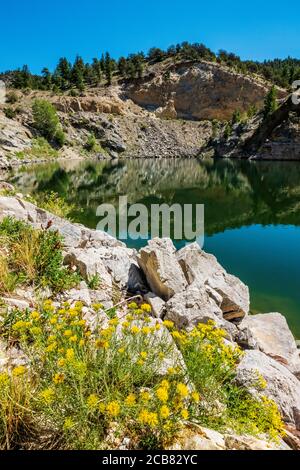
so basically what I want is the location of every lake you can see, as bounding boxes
[6,158,300,337]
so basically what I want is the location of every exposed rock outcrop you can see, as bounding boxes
[124,60,286,121]
[237,312,300,377]
[177,242,249,320]
[137,238,188,300]
[236,350,300,430]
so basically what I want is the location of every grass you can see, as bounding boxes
[0,217,80,295]
[31,192,77,221]
[15,137,58,161]
[0,301,284,450]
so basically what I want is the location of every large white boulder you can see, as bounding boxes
[238,312,300,377]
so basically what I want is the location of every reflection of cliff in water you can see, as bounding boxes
[7,158,300,235]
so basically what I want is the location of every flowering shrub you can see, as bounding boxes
[0,300,284,449]
[0,217,80,294]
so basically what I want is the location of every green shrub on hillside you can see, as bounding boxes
[32,99,66,147]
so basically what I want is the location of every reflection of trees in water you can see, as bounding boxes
[7,158,300,234]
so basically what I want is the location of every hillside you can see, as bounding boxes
[0,54,293,166]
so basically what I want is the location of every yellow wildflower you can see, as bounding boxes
[92,303,104,312]
[95,339,109,349]
[181,408,189,420]
[140,351,148,359]
[53,373,65,384]
[106,401,120,417]
[138,410,158,428]
[137,359,144,366]
[85,330,91,338]
[131,326,140,335]
[191,391,200,403]
[46,342,57,353]
[155,323,161,330]
[128,302,138,309]
[141,303,152,313]
[87,394,99,410]
[109,318,119,326]
[177,383,189,398]
[63,417,75,431]
[141,326,151,335]
[156,387,169,402]
[50,317,58,325]
[0,372,9,386]
[30,327,42,335]
[118,347,125,354]
[79,339,85,347]
[39,388,55,404]
[160,379,170,389]
[65,349,75,361]
[122,321,130,329]
[163,320,174,329]
[30,311,40,321]
[140,390,151,401]
[160,405,170,419]
[12,365,26,377]
[69,335,78,343]
[125,393,136,406]
[158,352,165,360]
[57,358,66,368]
[63,329,73,337]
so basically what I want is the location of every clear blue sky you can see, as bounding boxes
[1,0,299,73]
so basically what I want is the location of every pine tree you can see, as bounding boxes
[118,57,127,77]
[263,86,278,118]
[91,58,102,85]
[105,52,112,85]
[71,55,85,90]
[54,57,71,89]
[41,68,52,89]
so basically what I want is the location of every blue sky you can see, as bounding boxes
[1,0,300,73]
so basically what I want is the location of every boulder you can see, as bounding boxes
[224,434,290,450]
[144,292,166,318]
[164,282,223,329]
[64,248,113,291]
[137,238,187,300]
[235,350,300,430]
[237,313,300,377]
[177,242,249,320]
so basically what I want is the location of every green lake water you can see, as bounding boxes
[6,158,300,337]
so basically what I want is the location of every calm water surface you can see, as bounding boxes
[5,158,300,337]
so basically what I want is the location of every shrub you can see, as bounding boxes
[0,302,284,449]
[3,107,17,119]
[0,217,80,294]
[34,192,76,220]
[15,137,58,161]
[32,99,65,147]
[85,133,100,152]
[6,91,19,104]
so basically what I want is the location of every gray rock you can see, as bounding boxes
[238,313,300,377]
[137,238,187,300]
[144,292,166,318]
[65,281,92,306]
[235,350,300,430]
[224,433,290,450]
[164,282,223,329]
[177,242,249,320]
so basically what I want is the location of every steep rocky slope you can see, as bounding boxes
[0,58,287,166]
[124,60,286,121]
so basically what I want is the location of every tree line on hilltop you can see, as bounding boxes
[1,41,300,93]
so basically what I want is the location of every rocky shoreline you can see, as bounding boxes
[0,194,299,450]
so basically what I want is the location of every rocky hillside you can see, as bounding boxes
[0,58,288,167]
[0,193,299,450]
[210,93,300,160]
